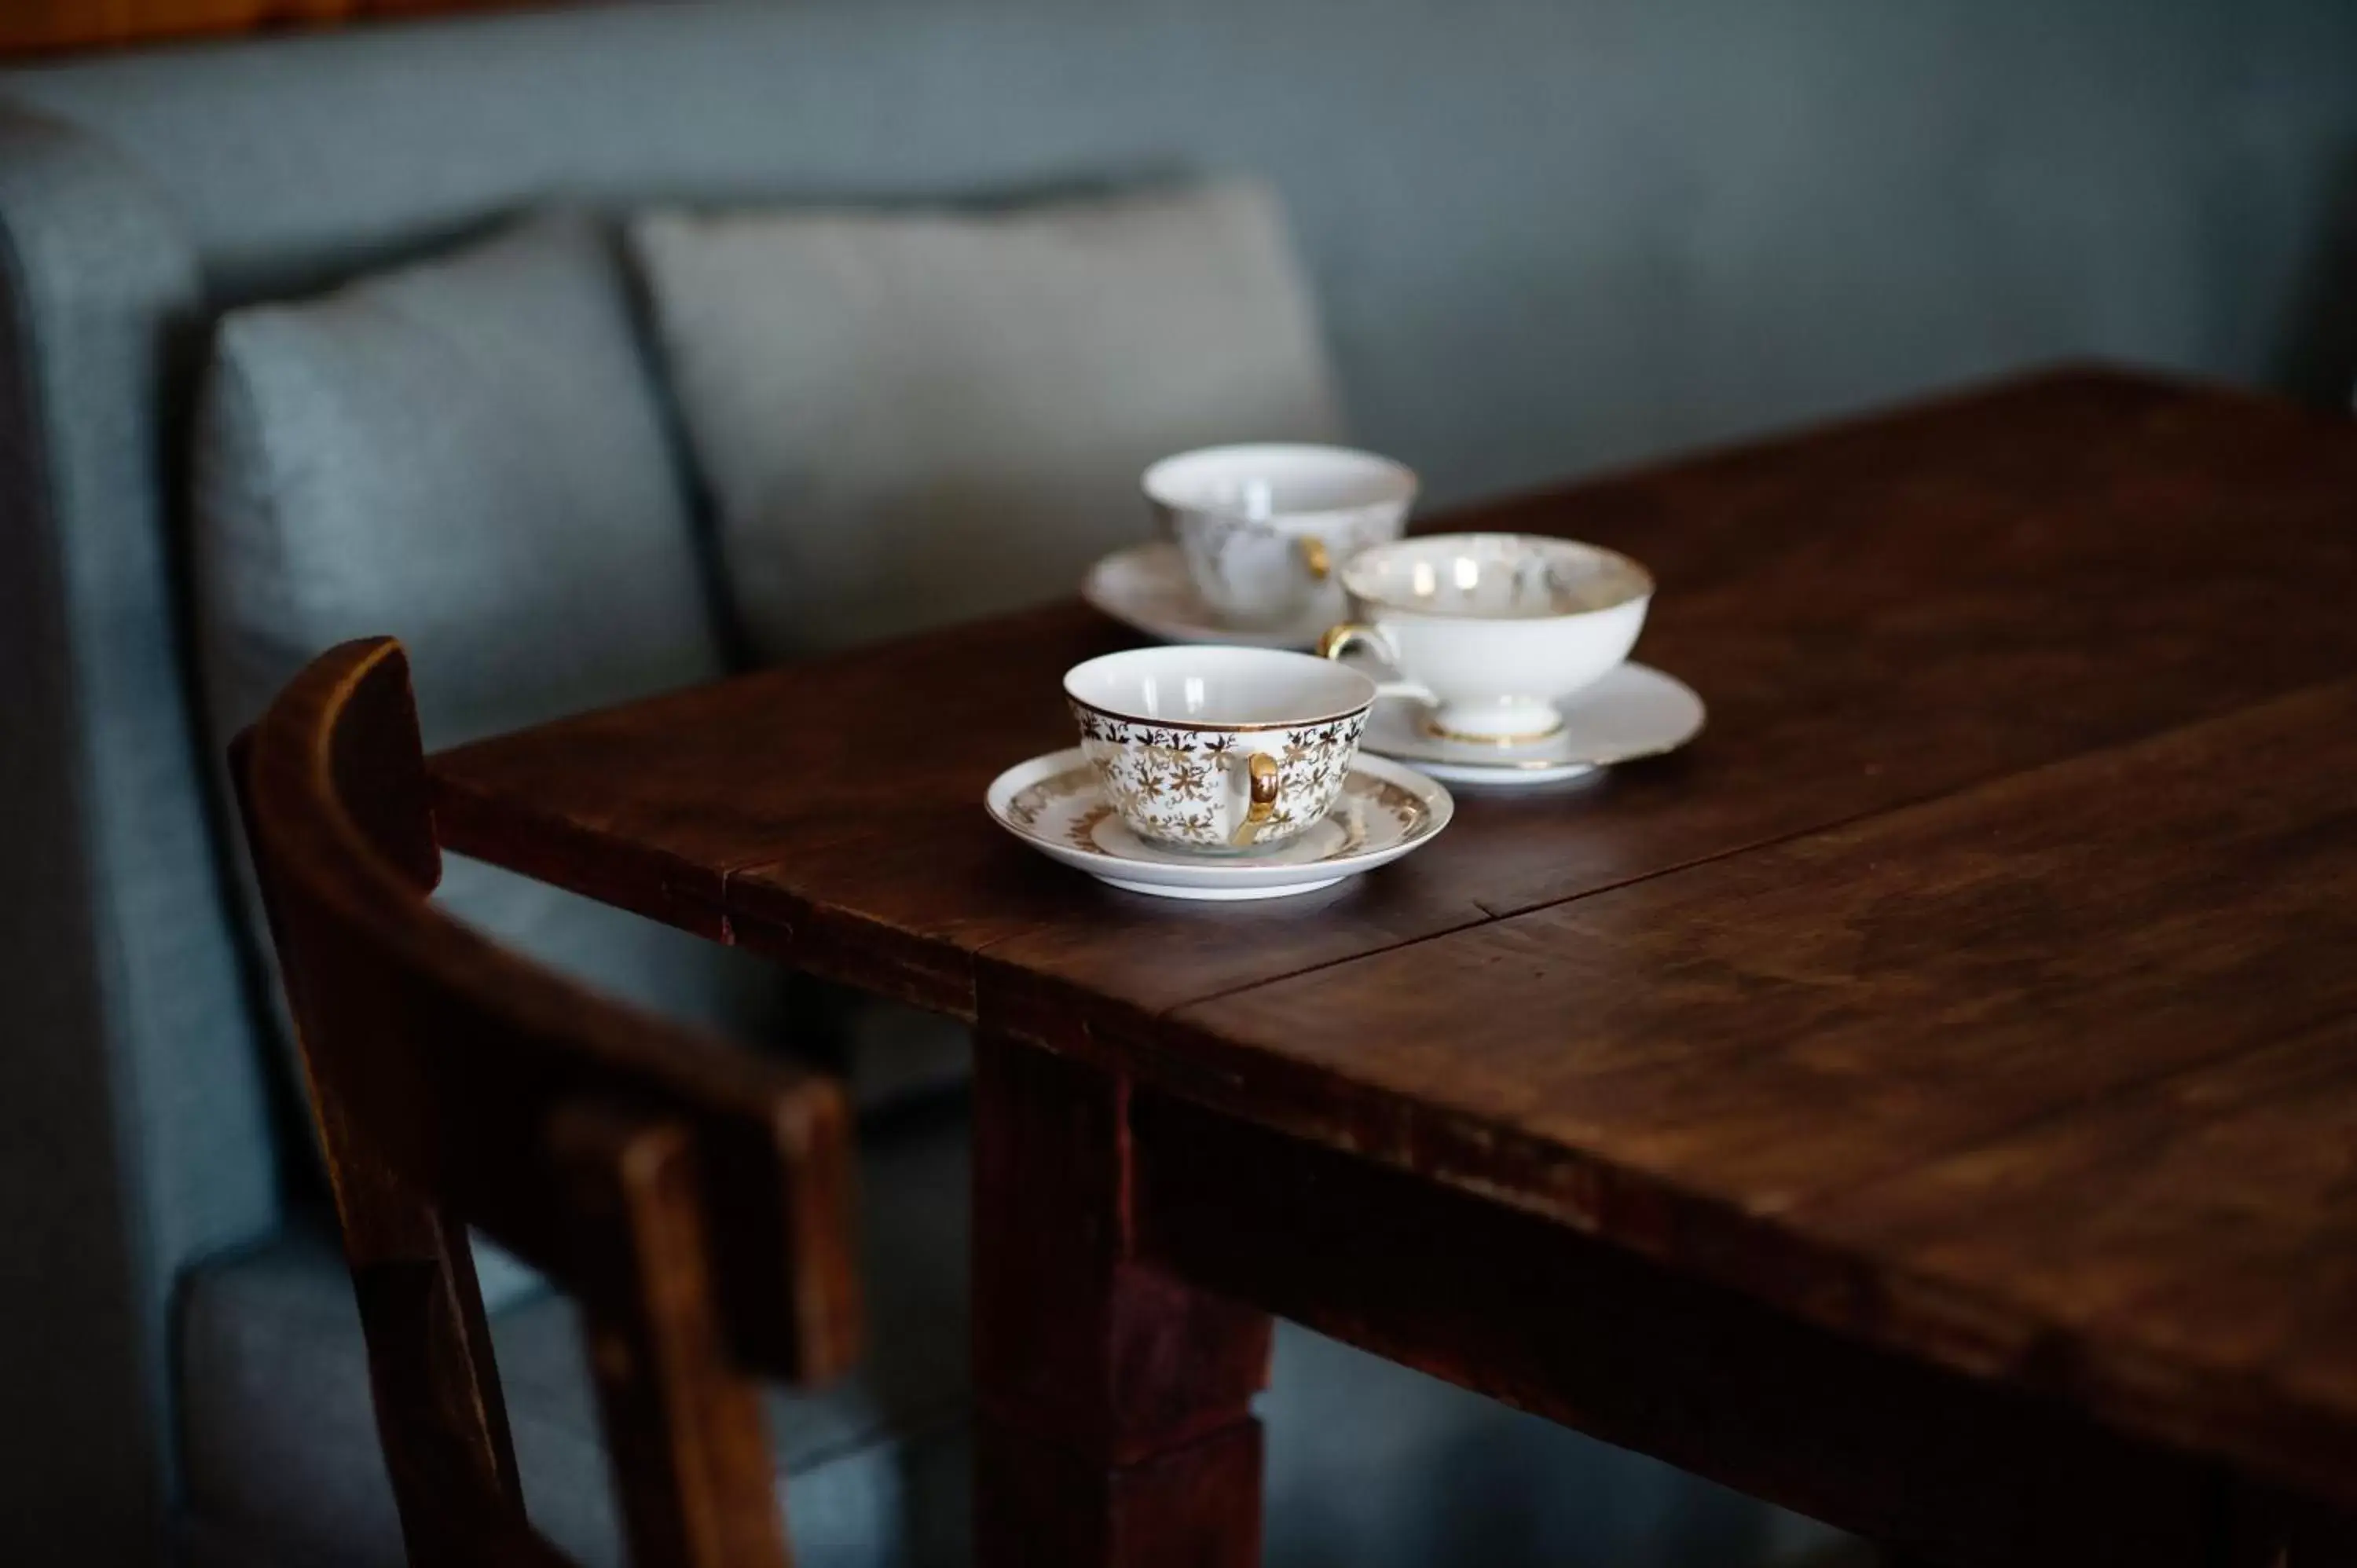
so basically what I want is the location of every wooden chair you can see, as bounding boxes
[233,637,860,1568]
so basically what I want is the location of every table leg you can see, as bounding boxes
[972,1030,1273,1568]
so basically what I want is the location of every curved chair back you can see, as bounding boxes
[234,637,859,1568]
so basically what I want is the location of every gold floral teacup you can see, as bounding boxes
[1064,647,1379,854]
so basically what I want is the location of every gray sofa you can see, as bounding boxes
[4,2,2354,1564]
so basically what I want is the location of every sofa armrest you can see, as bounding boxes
[0,104,284,1562]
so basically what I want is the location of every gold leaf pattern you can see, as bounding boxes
[1064,803,1116,852]
[1006,759,1429,866]
[1069,702,1369,850]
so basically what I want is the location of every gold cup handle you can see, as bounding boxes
[1317,622,1380,663]
[1230,751,1283,848]
[1296,534,1332,581]
[1244,752,1281,823]
[1317,623,1437,706]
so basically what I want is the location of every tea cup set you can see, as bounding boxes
[993,444,1705,899]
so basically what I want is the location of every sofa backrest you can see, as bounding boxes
[2,0,2353,1556]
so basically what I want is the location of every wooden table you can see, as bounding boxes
[431,368,2357,1567]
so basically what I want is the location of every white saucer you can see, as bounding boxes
[1358,662,1705,786]
[1081,540,1333,650]
[986,747,1453,901]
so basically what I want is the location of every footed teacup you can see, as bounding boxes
[1318,533,1652,743]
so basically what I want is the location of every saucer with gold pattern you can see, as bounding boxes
[985,746,1452,900]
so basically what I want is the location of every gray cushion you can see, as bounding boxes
[181,1101,1800,1568]
[192,207,720,749]
[630,180,1344,660]
[189,208,784,1079]
[180,1101,973,1568]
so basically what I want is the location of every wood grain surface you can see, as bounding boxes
[434,370,2357,1033]
[1131,1090,2224,1568]
[1167,676,2357,1509]
[429,365,2357,1527]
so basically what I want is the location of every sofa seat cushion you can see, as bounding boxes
[179,1099,975,1568]
[630,179,1345,661]
[181,1098,1795,1568]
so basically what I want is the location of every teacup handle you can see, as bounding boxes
[1318,623,1435,705]
[1227,751,1283,848]
[1244,751,1281,825]
[1296,534,1332,581]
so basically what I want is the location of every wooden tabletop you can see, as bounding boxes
[431,366,2357,1512]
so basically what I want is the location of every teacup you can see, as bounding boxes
[1144,444,1417,627]
[1317,533,1653,744]
[1065,645,1378,853]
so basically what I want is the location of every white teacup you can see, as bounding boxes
[1144,444,1417,627]
[1317,533,1653,744]
[1065,646,1378,853]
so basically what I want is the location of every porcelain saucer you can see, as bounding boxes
[1357,662,1705,786]
[986,747,1453,900]
[1081,540,1334,650]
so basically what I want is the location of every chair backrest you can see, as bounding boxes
[233,636,860,1568]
